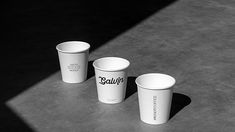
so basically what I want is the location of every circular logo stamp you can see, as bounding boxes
[68,64,80,71]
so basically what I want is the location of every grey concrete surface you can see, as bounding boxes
[7,0,235,131]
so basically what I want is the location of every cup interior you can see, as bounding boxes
[56,41,90,53]
[93,57,130,71]
[135,73,176,90]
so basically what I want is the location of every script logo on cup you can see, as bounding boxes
[99,76,124,85]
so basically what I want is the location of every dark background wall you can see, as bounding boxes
[1,0,176,131]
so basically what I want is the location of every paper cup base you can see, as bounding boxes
[98,98,124,104]
[140,118,169,125]
[62,79,85,83]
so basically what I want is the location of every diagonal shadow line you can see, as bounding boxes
[125,76,137,100]
[87,60,95,79]
[2,0,178,131]
[0,106,34,132]
[170,93,191,119]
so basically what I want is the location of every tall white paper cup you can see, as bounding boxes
[93,57,130,104]
[135,73,176,125]
[56,41,90,83]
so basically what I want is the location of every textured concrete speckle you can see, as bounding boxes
[7,0,235,131]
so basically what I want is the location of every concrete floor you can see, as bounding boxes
[2,0,235,131]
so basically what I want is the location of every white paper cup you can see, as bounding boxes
[56,41,90,83]
[93,57,130,104]
[135,73,176,125]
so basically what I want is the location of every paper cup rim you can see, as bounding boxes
[56,41,90,53]
[93,57,130,72]
[135,73,176,90]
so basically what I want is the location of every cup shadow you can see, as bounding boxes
[87,60,95,79]
[170,93,191,119]
[125,76,137,99]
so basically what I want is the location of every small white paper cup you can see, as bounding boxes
[135,73,176,125]
[56,41,90,83]
[93,57,130,104]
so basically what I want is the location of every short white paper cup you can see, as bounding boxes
[56,41,90,83]
[93,57,130,104]
[135,73,176,125]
